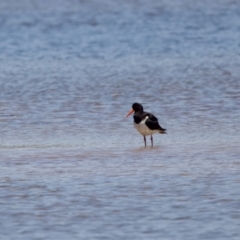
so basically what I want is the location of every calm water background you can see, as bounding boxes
[0,0,240,239]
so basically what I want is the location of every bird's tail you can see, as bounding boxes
[159,128,167,134]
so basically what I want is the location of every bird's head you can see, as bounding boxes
[126,102,143,117]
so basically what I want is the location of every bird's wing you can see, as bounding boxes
[145,117,161,130]
[144,112,166,132]
[145,112,158,121]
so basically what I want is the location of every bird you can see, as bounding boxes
[126,102,166,147]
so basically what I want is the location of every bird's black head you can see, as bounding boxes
[126,102,144,117]
[132,102,143,112]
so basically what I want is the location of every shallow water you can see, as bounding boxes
[0,0,240,239]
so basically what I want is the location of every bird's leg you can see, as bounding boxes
[143,135,146,147]
[150,135,153,147]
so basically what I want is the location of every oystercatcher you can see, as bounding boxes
[126,102,166,147]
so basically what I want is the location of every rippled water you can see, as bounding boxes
[0,0,240,239]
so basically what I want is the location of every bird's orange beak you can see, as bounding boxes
[126,109,134,117]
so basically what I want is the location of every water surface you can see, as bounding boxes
[0,0,240,239]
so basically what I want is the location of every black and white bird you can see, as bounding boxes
[126,102,166,147]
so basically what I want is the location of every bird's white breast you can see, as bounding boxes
[133,117,159,136]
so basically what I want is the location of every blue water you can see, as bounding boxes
[0,0,240,239]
